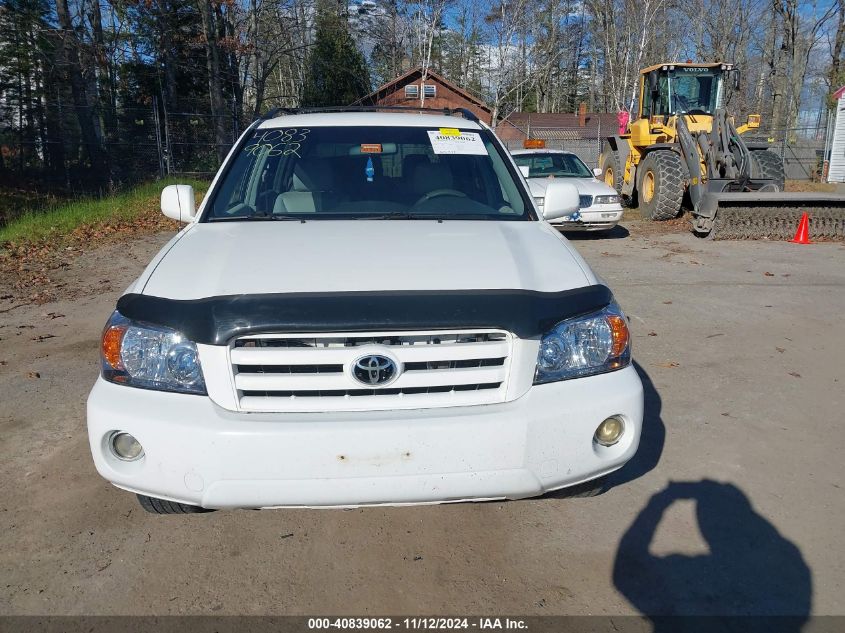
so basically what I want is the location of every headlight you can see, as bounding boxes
[100,311,207,395]
[593,194,620,205]
[534,302,631,384]
[534,196,545,211]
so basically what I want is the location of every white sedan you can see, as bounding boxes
[512,149,624,232]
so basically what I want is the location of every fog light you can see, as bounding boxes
[109,431,144,461]
[595,416,624,446]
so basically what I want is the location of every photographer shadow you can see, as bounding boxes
[613,479,812,632]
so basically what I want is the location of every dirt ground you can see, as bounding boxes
[1,221,844,617]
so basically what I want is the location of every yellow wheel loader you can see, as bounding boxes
[599,62,845,239]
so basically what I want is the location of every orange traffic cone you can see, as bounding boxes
[789,213,812,244]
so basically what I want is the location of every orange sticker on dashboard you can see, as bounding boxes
[360,144,382,153]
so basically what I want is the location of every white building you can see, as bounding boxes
[826,86,845,182]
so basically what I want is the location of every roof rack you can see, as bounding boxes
[255,105,480,123]
[257,106,296,121]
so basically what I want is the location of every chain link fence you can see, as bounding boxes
[0,99,242,197]
[498,122,830,181]
[500,126,604,168]
[0,104,832,225]
[745,125,829,182]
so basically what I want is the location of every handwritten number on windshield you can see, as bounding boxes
[244,128,311,158]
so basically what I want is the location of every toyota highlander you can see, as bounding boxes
[86,109,644,513]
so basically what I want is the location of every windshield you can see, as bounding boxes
[512,153,592,178]
[204,125,530,221]
[661,70,719,115]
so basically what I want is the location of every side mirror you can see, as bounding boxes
[518,165,530,178]
[161,184,196,223]
[542,181,580,221]
[732,68,741,91]
[593,167,603,178]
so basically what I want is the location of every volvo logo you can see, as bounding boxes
[352,355,398,386]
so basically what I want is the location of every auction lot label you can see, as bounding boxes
[0,616,830,632]
[427,130,487,155]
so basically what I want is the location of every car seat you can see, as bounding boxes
[273,159,338,213]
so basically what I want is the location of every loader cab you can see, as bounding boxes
[639,63,737,120]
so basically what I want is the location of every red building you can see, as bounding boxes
[358,66,493,124]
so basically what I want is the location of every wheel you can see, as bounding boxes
[636,150,686,221]
[599,142,624,195]
[750,149,785,191]
[544,476,607,499]
[136,494,214,514]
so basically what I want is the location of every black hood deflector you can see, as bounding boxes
[116,285,613,345]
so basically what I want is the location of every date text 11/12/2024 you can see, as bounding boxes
[307,618,528,630]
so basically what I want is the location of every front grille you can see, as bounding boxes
[230,330,513,412]
[579,194,593,208]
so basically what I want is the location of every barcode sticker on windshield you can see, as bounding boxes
[427,130,486,155]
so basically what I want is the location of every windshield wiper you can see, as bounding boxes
[210,213,306,222]
[358,212,498,221]
[352,212,417,220]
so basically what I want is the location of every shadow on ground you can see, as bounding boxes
[606,364,811,630]
[558,224,631,240]
[613,479,812,631]
[607,361,665,490]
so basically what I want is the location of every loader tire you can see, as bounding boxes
[636,150,686,221]
[750,149,785,191]
[599,143,624,195]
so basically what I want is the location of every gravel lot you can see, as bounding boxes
[1,222,843,617]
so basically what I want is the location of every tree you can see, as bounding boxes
[301,1,370,107]
[407,0,450,106]
[196,0,231,162]
[827,0,845,99]
[369,0,409,87]
[483,0,543,125]
[586,0,671,114]
[0,0,54,173]
[771,0,837,130]
[55,0,109,179]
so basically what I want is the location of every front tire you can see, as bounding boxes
[137,494,214,514]
[750,149,785,191]
[636,150,686,221]
[599,142,624,196]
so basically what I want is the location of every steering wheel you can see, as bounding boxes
[686,108,708,116]
[413,189,467,206]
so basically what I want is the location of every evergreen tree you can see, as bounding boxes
[0,0,54,174]
[302,2,371,107]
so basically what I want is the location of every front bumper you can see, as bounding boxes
[86,366,643,508]
[551,205,623,231]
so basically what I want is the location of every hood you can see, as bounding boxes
[526,177,616,198]
[139,220,594,299]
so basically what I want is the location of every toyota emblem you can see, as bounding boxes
[352,355,398,386]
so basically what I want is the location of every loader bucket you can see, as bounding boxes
[693,192,845,240]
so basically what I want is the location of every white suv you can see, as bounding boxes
[87,109,643,513]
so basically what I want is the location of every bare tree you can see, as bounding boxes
[407,0,450,106]
[586,0,669,114]
[771,0,837,129]
[483,0,536,125]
